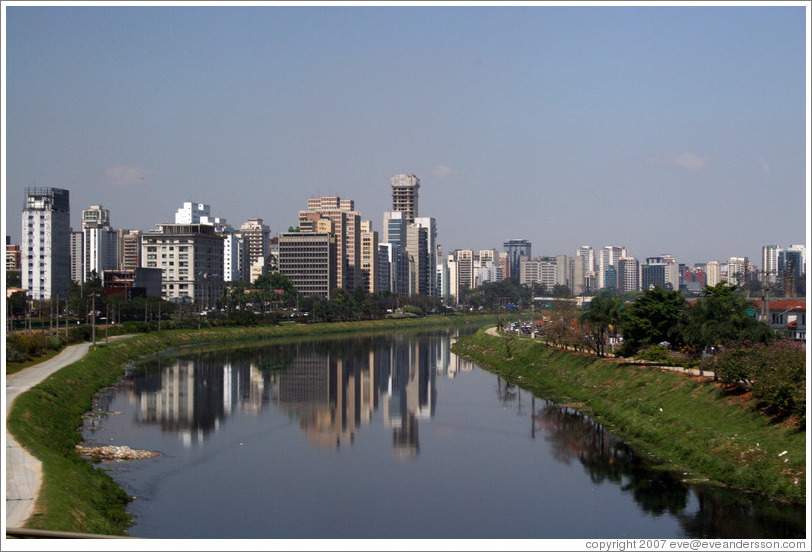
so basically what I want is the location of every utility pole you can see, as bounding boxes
[91,293,96,346]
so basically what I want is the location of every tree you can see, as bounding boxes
[619,286,686,355]
[579,291,623,357]
[681,283,774,358]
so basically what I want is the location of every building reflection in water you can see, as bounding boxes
[129,355,270,448]
[126,332,462,452]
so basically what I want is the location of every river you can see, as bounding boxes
[82,328,805,539]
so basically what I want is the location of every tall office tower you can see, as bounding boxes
[22,188,71,300]
[391,173,420,224]
[617,257,640,293]
[705,261,721,286]
[413,217,438,296]
[238,218,270,270]
[360,220,379,294]
[382,211,407,247]
[141,223,224,304]
[788,244,806,276]
[175,202,211,224]
[598,245,627,289]
[503,239,531,282]
[81,205,117,281]
[762,245,780,284]
[726,257,749,288]
[778,248,804,296]
[277,231,337,299]
[300,197,361,290]
[117,229,142,270]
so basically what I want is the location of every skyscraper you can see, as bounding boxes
[391,173,420,224]
[22,187,71,300]
[299,197,361,290]
[503,239,531,282]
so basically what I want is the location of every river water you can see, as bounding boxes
[83,328,805,539]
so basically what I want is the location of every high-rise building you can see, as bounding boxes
[69,231,83,283]
[504,239,531,282]
[598,246,627,290]
[706,261,721,287]
[726,257,749,288]
[238,218,270,273]
[141,223,224,305]
[556,254,572,292]
[300,197,361,290]
[405,224,428,295]
[413,217,438,296]
[21,187,71,300]
[117,229,142,271]
[277,231,337,299]
[391,173,420,224]
[762,245,780,284]
[359,221,379,294]
[617,256,640,293]
[81,205,117,282]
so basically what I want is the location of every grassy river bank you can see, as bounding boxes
[451,329,806,505]
[6,315,494,535]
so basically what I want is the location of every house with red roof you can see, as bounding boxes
[752,298,806,342]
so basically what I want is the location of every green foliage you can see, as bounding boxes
[620,286,686,354]
[681,283,774,353]
[580,291,623,356]
[6,333,66,362]
[705,340,806,424]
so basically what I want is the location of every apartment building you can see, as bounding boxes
[21,187,71,300]
[141,223,224,305]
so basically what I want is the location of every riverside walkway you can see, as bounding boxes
[5,336,133,529]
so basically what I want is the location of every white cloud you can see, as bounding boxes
[432,165,455,178]
[663,153,708,171]
[104,165,151,188]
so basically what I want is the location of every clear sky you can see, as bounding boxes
[3,2,809,268]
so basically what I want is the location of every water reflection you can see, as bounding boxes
[120,331,475,454]
[95,329,804,538]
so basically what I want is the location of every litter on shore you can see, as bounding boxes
[76,445,159,462]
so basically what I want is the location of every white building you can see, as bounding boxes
[175,202,211,224]
[81,205,117,282]
[21,188,71,300]
[141,223,224,305]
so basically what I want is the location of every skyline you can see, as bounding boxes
[3,2,810,268]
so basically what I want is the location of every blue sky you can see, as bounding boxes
[3,2,809,267]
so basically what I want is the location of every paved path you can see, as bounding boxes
[5,337,132,529]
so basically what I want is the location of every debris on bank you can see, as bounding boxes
[76,445,159,462]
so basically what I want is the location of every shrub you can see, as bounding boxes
[709,340,805,424]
